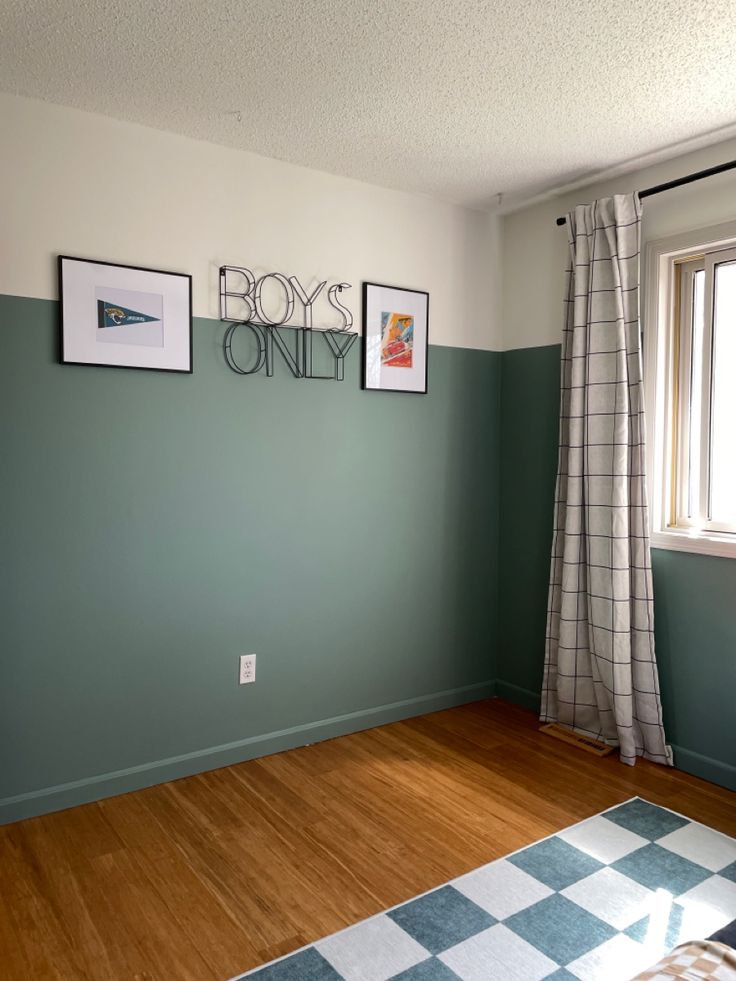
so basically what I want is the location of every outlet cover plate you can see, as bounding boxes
[239,654,256,685]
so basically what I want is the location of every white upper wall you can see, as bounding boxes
[0,94,502,352]
[503,138,736,350]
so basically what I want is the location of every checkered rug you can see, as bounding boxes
[233,798,736,981]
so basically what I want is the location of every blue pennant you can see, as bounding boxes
[97,300,160,329]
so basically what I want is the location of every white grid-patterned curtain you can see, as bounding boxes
[541,193,672,767]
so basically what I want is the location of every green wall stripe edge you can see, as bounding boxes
[0,293,503,355]
[0,680,495,825]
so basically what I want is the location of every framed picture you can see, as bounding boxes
[59,256,192,373]
[362,281,429,394]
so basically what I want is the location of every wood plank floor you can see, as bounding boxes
[1,698,734,981]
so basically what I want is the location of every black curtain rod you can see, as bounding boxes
[555,157,736,226]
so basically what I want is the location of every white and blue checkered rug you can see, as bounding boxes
[233,798,736,981]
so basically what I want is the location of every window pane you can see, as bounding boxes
[688,269,705,518]
[711,260,736,525]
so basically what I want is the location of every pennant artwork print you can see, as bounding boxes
[94,287,164,349]
[97,300,161,329]
[59,256,192,372]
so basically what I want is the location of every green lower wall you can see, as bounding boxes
[0,295,500,823]
[3,297,732,824]
[499,344,736,791]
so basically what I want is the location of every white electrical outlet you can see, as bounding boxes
[239,654,256,685]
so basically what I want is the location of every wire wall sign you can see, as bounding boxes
[220,266,358,380]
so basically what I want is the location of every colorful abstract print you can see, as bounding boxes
[381,311,414,368]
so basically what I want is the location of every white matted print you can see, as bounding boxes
[362,282,428,393]
[59,256,192,372]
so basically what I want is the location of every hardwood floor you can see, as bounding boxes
[1,698,734,980]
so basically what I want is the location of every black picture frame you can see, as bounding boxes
[59,255,193,374]
[362,281,429,394]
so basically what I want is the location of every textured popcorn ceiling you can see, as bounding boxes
[2,0,736,209]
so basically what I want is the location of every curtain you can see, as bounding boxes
[541,193,672,767]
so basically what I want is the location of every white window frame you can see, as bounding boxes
[644,219,736,559]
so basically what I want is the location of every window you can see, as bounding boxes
[645,222,736,558]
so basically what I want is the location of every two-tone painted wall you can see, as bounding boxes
[499,139,736,791]
[0,96,501,824]
[2,94,734,824]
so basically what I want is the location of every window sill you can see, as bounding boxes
[651,528,736,560]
